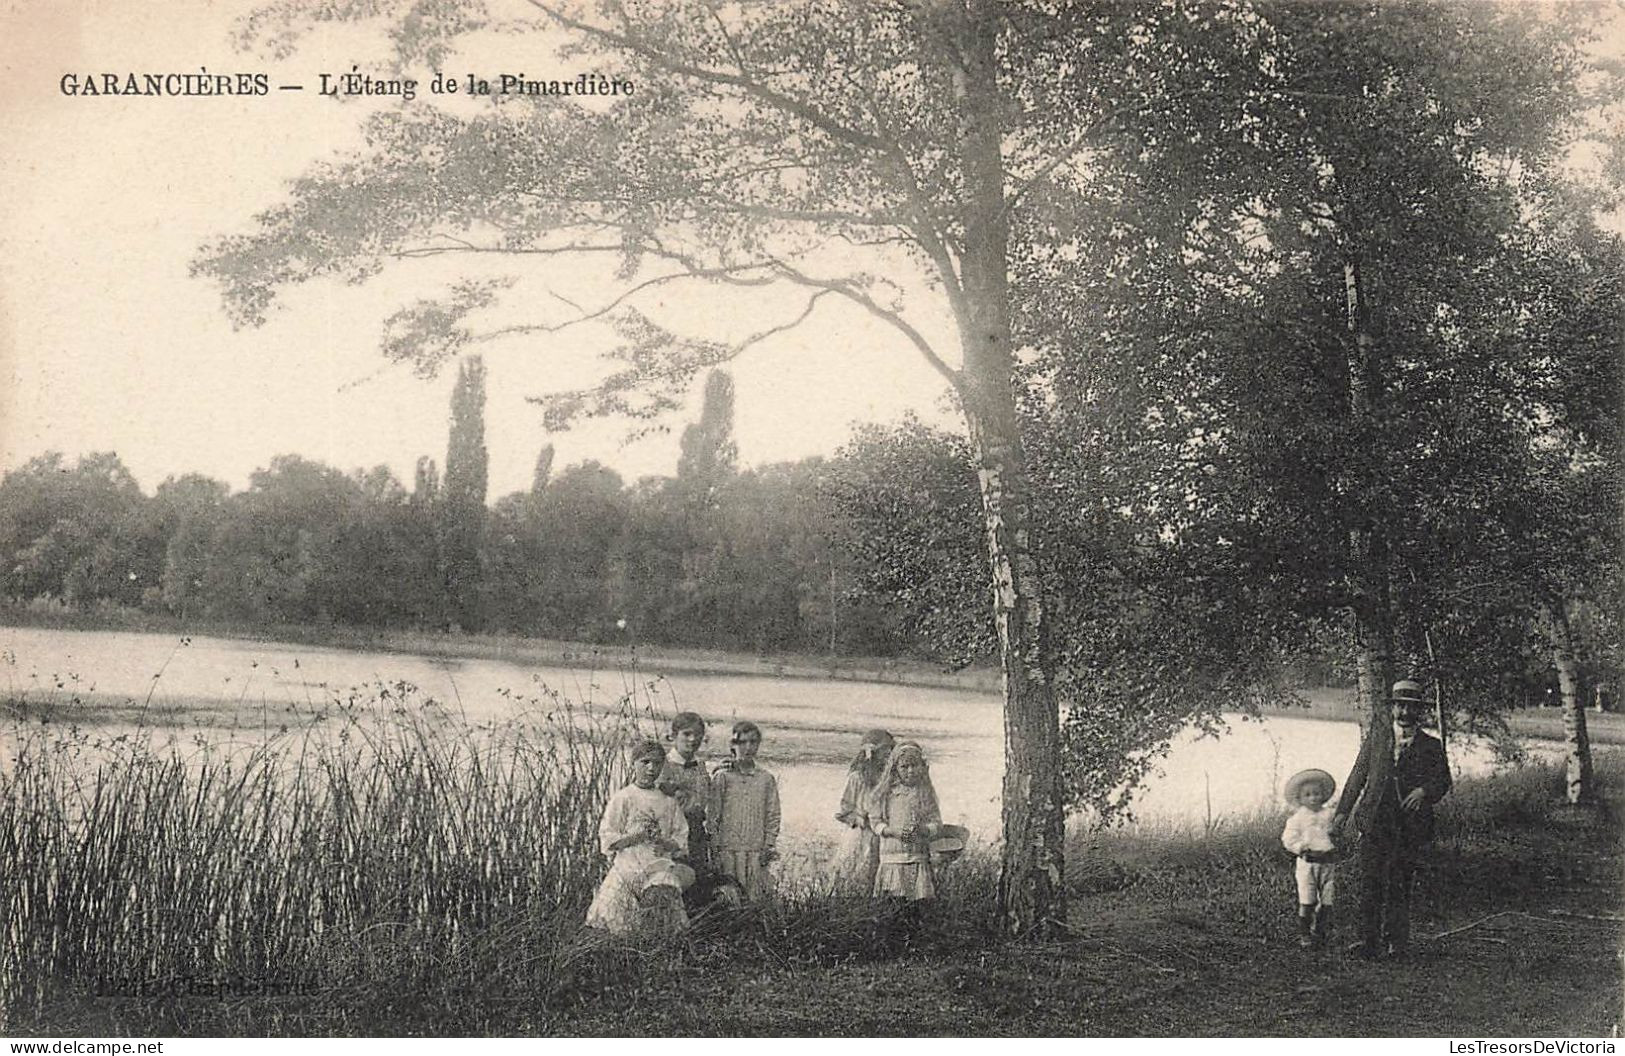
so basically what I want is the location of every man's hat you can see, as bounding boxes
[1390,679,1427,705]
[1391,679,1429,719]
[1283,768,1336,804]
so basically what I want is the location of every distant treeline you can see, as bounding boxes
[0,368,935,657]
[0,445,932,656]
[3,357,1612,730]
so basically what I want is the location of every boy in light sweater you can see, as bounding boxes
[1281,768,1340,948]
[708,720,780,901]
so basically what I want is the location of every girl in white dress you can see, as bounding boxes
[833,728,894,892]
[584,739,689,935]
[870,742,942,901]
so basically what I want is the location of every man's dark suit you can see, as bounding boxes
[1336,726,1452,955]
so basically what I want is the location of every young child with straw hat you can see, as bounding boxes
[1282,767,1341,948]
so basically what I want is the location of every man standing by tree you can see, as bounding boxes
[1334,680,1452,961]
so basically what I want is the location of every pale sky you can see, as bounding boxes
[3,2,1617,502]
[0,0,962,500]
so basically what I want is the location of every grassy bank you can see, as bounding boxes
[1249,688,1625,747]
[5,671,1619,1037]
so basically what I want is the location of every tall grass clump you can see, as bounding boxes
[1421,753,1622,914]
[1437,754,1621,840]
[0,677,662,1030]
[1063,808,1290,934]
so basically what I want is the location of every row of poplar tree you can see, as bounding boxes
[2,351,1617,812]
[0,362,906,656]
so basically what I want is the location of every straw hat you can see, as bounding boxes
[1390,680,1428,717]
[929,823,969,859]
[639,858,696,892]
[1283,768,1336,804]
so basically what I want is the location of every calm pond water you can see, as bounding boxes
[1,626,1558,867]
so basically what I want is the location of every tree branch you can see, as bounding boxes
[687,200,909,228]
[506,292,839,421]
[703,0,751,75]
[524,0,892,155]
[1004,102,1138,219]
[390,242,628,260]
[766,259,961,390]
[732,289,838,356]
[473,260,779,344]
[857,86,968,326]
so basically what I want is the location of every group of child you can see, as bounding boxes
[588,684,1444,953]
[585,715,962,936]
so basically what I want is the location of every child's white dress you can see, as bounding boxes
[585,784,690,934]
[832,771,882,893]
[1281,803,1337,906]
[873,785,940,900]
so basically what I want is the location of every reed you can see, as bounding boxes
[0,676,662,1026]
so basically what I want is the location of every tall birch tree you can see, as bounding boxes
[199,0,1268,932]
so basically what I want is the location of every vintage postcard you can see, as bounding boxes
[1,0,1620,1044]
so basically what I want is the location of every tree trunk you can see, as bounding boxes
[1420,626,1448,755]
[962,400,1066,936]
[1549,608,1593,805]
[1341,249,1396,903]
[952,0,1065,936]
[828,562,838,656]
[1351,593,1395,827]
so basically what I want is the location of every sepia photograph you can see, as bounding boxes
[1,0,1621,1041]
